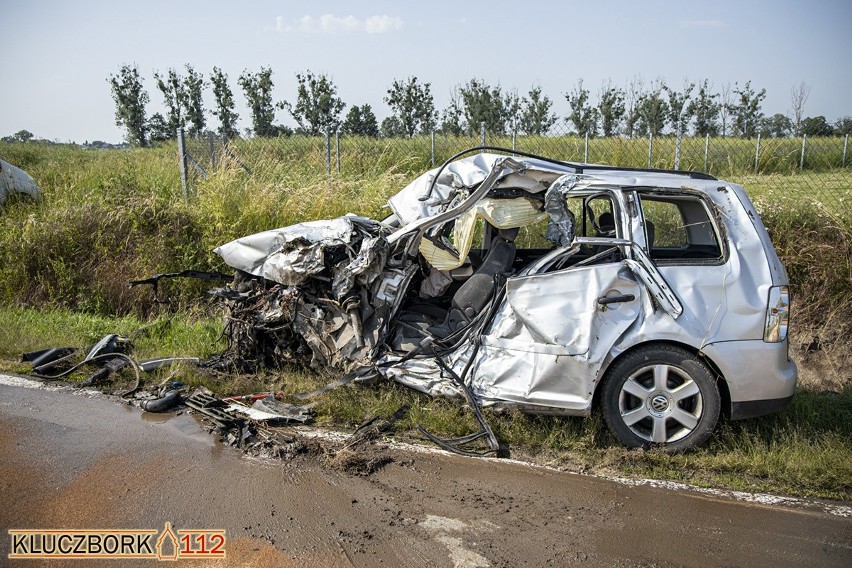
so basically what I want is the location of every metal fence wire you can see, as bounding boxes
[177,126,851,218]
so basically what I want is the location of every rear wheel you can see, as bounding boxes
[602,345,720,452]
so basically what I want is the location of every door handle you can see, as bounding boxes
[597,294,635,305]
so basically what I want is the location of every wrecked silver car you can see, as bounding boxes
[211,149,797,451]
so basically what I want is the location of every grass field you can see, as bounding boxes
[0,141,850,500]
[211,133,852,179]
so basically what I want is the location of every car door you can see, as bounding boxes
[467,190,645,412]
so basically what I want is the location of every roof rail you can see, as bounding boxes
[564,162,717,181]
[446,146,718,181]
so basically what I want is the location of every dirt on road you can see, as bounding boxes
[1,378,850,567]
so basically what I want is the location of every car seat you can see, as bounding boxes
[443,228,518,334]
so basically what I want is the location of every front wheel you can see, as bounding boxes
[601,345,721,452]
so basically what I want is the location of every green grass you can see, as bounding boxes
[0,141,850,501]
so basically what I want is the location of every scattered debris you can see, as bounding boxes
[250,397,314,424]
[343,404,410,450]
[137,357,200,372]
[185,387,243,428]
[128,270,232,304]
[139,389,182,413]
[22,335,199,399]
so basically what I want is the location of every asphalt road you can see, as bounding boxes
[1,376,850,567]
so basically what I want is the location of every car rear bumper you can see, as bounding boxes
[701,338,797,413]
[729,395,794,420]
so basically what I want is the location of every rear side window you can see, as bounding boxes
[639,193,723,263]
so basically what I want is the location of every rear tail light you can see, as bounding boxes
[764,286,790,343]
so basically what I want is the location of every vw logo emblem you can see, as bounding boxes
[651,395,669,412]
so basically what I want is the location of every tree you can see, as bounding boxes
[665,81,695,136]
[624,76,644,138]
[790,82,810,137]
[154,68,185,138]
[183,65,206,137]
[565,79,598,136]
[147,113,172,143]
[211,67,240,139]
[834,116,852,136]
[597,81,625,137]
[439,87,465,136]
[341,104,379,137]
[519,85,557,135]
[384,77,436,138]
[801,116,833,136]
[458,79,512,135]
[729,81,766,138]
[2,129,35,143]
[634,81,669,137]
[238,67,278,137]
[759,113,793,138]
[688,80,720,136]
[108,64,149,146]
[718,82,733,137]
[288,71,346,135]
[380,115,406,138]
[503,89,521,134]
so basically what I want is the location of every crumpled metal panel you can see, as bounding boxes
[543,175,580,246]
[0,158,43,206]
[210,215,404,371]
[331,235,388,299]
[214,216,380,288]
[387,154,574,226]
[379,343,474,399]
[467,263,641,410]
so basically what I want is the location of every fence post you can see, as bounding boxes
[431,130,436,167]
[647,132,653,168]
[207,131,216,170]
[584,132,589,163]
[335,131,340,175]
[512,129,517,152]
[843,134,848,167]
[480,122,486,149]
[325,130,331,175]
[704,134,710,172]
[674,130,682,170]
[800,134,807,171]
[177,127,188,200]
[754,133,761,174]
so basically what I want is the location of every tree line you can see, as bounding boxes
[106,64,852,147]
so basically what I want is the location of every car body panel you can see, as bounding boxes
[0,158,42,207]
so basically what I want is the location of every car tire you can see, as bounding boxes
[602,345,721,452]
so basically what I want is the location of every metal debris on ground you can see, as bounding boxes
[342,404,410,450]
[184,387,243,428]
[22,335,200,398]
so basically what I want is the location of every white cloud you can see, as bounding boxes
[679,19,726,29]
[275,14,403,34]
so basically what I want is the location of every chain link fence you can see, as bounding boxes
[178,126,850,220]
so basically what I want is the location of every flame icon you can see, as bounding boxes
[156,522,179,561]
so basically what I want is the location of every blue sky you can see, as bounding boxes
[1,0,850,143]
